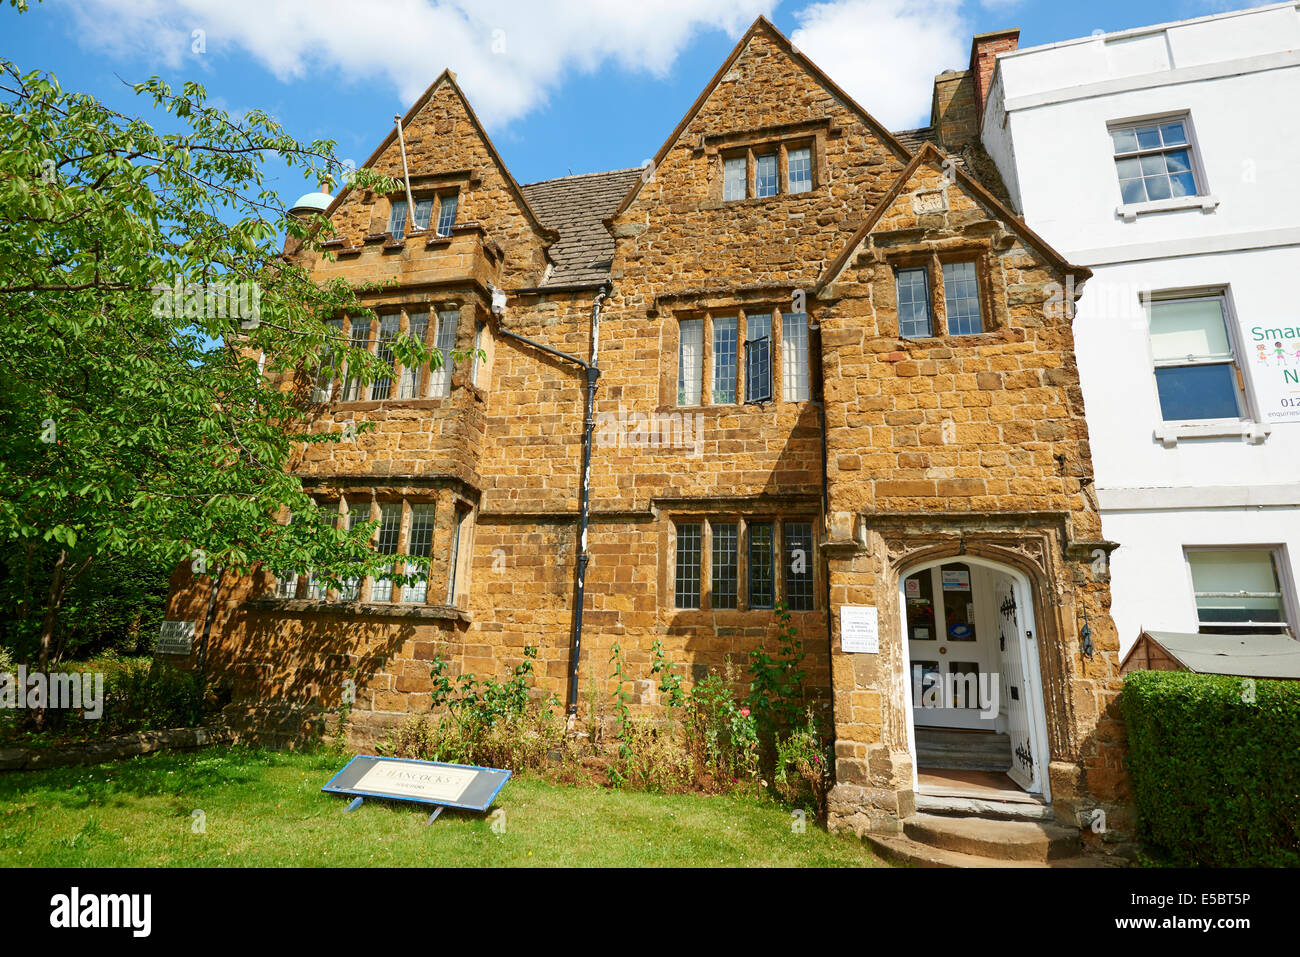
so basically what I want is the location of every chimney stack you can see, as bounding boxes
[969,28,1019,131]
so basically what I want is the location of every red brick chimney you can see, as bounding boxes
[969,28,1019,130]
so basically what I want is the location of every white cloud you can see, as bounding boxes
[57,0,774,128]
[790,0,968,130]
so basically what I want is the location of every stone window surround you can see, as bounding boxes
[272,489,476,612]
[715,137,820,203]
[668,302,813,410]
[699,118,835,205]
[328,300,482,408]
[882,242,999,341]
[366,169,476,239]
[667,513,820,613]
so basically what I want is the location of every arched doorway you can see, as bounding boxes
[898,554,1051,800]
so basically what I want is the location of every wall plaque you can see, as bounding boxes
[155,620,195,655]
[840,605,880,653]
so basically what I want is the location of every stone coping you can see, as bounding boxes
[242,598,470,622]
[0,724,233,772]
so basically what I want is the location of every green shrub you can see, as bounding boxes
[2,656,208,744]
[774,707,833,824]
[746,601,807,743]
[1121,670,1300,867]
[387,647,565,771]
[684,670,758,785]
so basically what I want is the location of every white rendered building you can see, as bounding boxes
[979,2,1300,651]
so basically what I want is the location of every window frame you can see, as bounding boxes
[270,495,466,608]
[387,197,434,240]
[1183,545,1295,637]
[435,190,459,238]
[1107,113,1207,208]
[1143,289,1250,426]
[719,140,818,203]
[669,516,818,612]
[891,256,992,340]
[674,521,703,610]
[332,303,467,405]
[446,504,474,608]
[895,265,934,339]
[674,305,811,409]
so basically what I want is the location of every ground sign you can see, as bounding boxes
[323,755,511,817]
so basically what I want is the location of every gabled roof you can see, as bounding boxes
[609,16,916,222]
[521,168,644,287]
[815,141,1090,295]
[1123,630,1300,679]
[319,69,554,243]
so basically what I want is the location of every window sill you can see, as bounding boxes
[1153,419,1269,447]
[665,399,816,414]
[244,597,469,622]
[326,396,456,412]
[669,606,821,618]
[706,190,818,210]
[1116,194,1219,222]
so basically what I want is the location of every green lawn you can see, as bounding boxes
[0,747,883,867]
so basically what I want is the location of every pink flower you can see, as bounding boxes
[740,708,750,718]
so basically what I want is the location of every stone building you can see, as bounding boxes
[164,18,1131,849]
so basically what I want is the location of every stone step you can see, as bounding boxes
[902,813,1082,863]
[865,833,1120,869]
[915,729,1010,772]
[915,791,1055,822]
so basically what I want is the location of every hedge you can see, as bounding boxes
[1121,670,1300,867]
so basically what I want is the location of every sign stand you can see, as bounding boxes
[344,797,364,813]
[425,807,444,826]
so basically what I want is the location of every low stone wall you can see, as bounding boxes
[0,725,233,772]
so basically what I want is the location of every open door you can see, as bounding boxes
[904,562,998,731]
[993,572,1039,792]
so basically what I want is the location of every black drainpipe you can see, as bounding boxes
[494,282,610,716]
[816,326,837,761]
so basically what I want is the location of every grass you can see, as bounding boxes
[0,746,884,867]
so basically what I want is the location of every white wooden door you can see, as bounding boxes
[994,572,1038,791]
[905,563,996,731]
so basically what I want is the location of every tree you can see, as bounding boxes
[0,59,451,685]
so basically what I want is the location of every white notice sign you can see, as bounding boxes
[354,762,477,803]
[840,605,879,654]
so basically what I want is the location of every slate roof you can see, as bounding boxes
[521,167,644,287]
[893,126,948,158]
[1130,630,1300,679]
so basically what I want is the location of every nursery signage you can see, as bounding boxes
[1246,322,1300,423]
[323,755,511,812]
[154,620,195,655]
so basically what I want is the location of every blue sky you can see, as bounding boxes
[2,0,1254,204]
